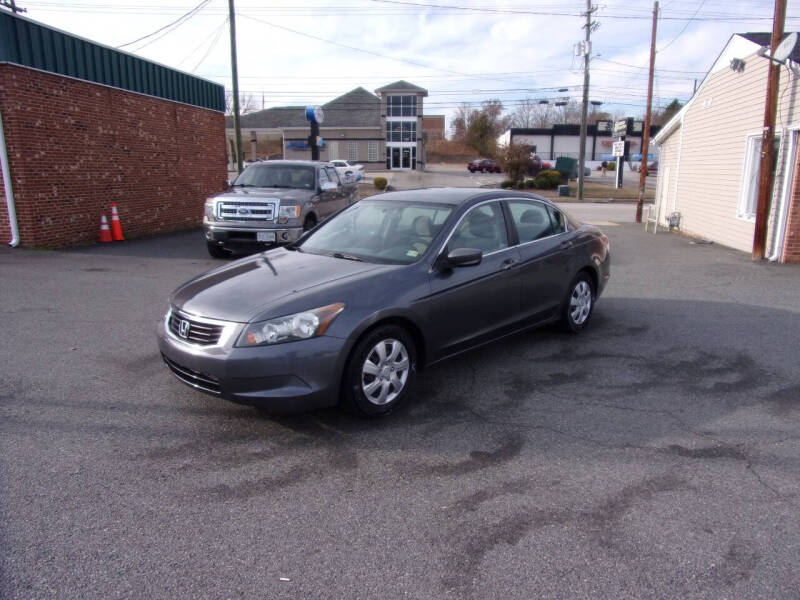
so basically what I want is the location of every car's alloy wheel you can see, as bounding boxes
[361,338,410,406]
[343,325,416,416]
[561,273,594,333]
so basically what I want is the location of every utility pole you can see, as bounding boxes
[752,0,787,260]
[577,0,596,201]
[636,1,658,224]
[228,0,243,173]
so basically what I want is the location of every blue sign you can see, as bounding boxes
[286,141,308,150]
[631,153,655,161]
[305,106,325,123]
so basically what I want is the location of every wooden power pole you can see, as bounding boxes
[228,0,243,174]
[577,0,595,202]
[752,0,787,260]
[636,1,658,223]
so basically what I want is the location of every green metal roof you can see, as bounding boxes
[0,10,225,112]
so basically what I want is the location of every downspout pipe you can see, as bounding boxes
[0,105,20,247]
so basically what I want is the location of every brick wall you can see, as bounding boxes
[782,150,800,263]
[0,64,226,247]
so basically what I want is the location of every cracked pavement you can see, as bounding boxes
[1,222,800,599]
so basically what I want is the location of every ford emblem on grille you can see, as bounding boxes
[237,207,251,217]
[178,319,190,338]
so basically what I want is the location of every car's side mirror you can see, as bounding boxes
[446,247,482,267]
[320,181,338,192]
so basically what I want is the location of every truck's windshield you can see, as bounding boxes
[233,164,316,190]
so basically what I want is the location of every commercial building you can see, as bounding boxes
[0,11,227,247]
[653,32,800,263]
[497,122,661,166]
[228,80,434,170]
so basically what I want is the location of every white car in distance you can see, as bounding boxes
[330,160,364,182]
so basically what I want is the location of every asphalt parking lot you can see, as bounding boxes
[2,218,800,599]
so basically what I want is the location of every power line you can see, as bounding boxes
[658,0,707,52]
[117,0,210,49]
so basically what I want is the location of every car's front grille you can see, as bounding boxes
[162,354,221,395]
[168,312,224,345]
[218,200,275,221]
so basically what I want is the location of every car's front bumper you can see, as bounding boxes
[157,315,350,413]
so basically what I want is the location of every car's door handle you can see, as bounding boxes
[502,258,517,270]
[559,240,573,250]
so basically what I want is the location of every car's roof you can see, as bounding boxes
[368,187,553,207]
[250,160,329,167]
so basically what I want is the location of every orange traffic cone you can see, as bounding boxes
[110,202,124,241]
[98,214,113,243]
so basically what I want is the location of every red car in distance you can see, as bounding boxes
[467,158,502,173]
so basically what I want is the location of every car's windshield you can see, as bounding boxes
[233,164,315,189]
[299,200,453,264]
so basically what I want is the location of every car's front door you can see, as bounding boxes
[424,201,521,360]
[505,199,574,321]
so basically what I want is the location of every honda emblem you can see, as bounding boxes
[178,319,190,339]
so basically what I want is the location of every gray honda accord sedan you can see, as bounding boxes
[158,188,610,416]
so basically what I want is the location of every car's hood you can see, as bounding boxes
[171,249,384,323]
[215,187,315,202]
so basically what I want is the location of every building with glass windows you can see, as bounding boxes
[226,80,434,171]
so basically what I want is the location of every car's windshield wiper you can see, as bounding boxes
[331,252,363,262]
[231,183,254,187]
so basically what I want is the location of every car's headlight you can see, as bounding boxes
[278,205,301,219]
[236,303,344,347]
[204,199,218,220]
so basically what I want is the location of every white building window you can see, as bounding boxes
[738,134,780,221]
[368,141,378,162]
[348,141,358,162]
[328,141,338,161]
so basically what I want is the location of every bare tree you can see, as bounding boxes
[225,91,259,116]
[450,103,475,141]
[510,99,554,128]
[552,99,583,124]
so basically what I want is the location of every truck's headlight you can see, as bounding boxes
[236,303,344,347]
[204,200,217,220]
[278,205,301,219]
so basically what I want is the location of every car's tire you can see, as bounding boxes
[303,215,317,231]
[206,241,230,259]
[559,272,595,333]
[342,325,417,417]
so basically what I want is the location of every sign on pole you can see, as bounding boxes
[613,119,628,137]
[612,141,625,157]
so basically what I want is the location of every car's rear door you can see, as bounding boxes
[504,199,574,321]
[423,200,521,360]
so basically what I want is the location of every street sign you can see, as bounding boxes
[613,119,628,137]
[612,141,625,157]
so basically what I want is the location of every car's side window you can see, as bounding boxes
[318,168,330,186]
[325,167,340,184]
[507,201,556,243]
[449,203,508,254]
[547,205,567,234]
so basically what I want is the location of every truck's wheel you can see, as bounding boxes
[303,215,317,231]
[206,242,230,259]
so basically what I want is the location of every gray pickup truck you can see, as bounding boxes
[203,160,358,258]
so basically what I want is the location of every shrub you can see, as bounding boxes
[525,179,537,189]
[373,176,388,190]
[500,180,514,189]
[534,169,561,190]
[606,161,616,171]
[496,143,530,183]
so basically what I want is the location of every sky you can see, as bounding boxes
[12,0,800,131]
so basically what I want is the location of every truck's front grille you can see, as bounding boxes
[218,200,276,221]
